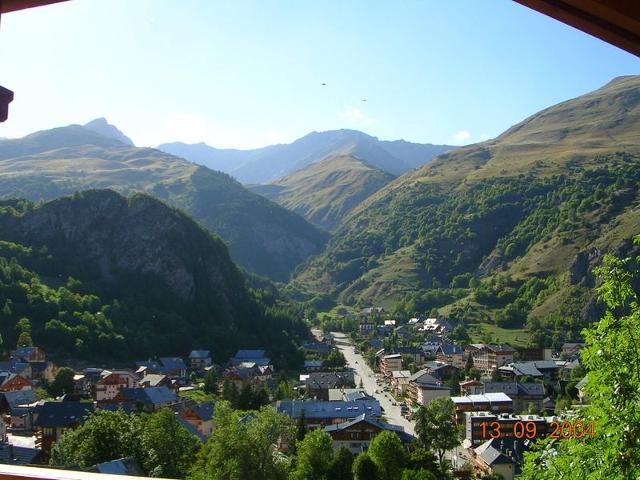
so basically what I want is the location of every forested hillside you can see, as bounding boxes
[0,124,327,281]
[0,190,307,367]
[290,75,640,348]
[250,154,395,231]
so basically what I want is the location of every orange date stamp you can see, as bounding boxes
[480,420,595,440]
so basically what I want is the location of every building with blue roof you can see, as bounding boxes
[275,399,381,428]
[323,413,414,453]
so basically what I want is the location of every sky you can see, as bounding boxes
[0,0,638,149]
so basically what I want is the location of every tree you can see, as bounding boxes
[49,367,76,397]
[520,240,640,479]
[190,402,294,480]
[203,369,218,395]
[222,380,239,408]
[290,428,334,480]
[140,408,201,478]
[414,398,460,469]
[328,446,354,480]
[352,453,378,480]
[367,431,406,480]
[16,331,33,348]
[322,349,347,370]
[16,317,31,334]
[401,469,438,480]
[51,409,143,469]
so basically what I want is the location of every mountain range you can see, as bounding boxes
[250,154,395,231]
[0,124,327,281]
[158,130,453,184]
[289,75,640,347]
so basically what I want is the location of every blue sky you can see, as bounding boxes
[0,0,638,149]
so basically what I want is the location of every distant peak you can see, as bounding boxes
[83,117,134,146]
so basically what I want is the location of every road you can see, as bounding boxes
[331,332,415,436]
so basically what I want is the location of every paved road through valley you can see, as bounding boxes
[331,331,415,436]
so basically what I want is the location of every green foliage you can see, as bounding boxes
[0,193,309,366]
[190,402,294,480]
[51,408,199,479]
[322,349,347,370]
[140,409,202,478]
[352,453,379,480]
[290,429,334,480]
[328,446,354,480]
[367,431,407,480]
[48,367,75,397]
[414,397,459,468]
[520,237,640,479]
[203,369,218,395]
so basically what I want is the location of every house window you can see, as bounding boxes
[42,427,55,437]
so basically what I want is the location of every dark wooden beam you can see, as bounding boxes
[514,0,640,57]
[0,0,67,14]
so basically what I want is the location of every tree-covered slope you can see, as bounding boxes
[250,154,395,231]
[290,75,640,347]
[0,190,307,366]
[0,126,328,281]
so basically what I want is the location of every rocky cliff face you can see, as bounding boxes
[0,190,244,306]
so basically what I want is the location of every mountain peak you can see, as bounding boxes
[84,117,134,146]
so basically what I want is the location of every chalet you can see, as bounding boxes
[422,360,458,381]
[459,379,484,395]
[135,357,187,381]
[421,318,453,336]
[390,370,411,394]
[561,342,585,358]
[470,344,516,373]
[323,414,413,454]
[328,389,376,402]
[29,362,55,383]
[499,361,560,381]
[406,370,451,406]
[222,363,273,390]
[451,393,513,423]
[393,346,423,364]
[303,360,323,372]
[188,350,212,370]
[275,399,381,428]
[421,342,442,360]
[0,442,41,466]
[380,354,402,377]
[0,373,33,392]
[232,350,271,367]
[302,342,332,356]
[95,370,139,402]
[12,347,46,363]
[483,382,545,414]
[0,361,31,381]
[305,372,355,400]
[173,400,215,437]
[111,386,178,413]
[0,390,37,416]
[436,343,466,369]
[139,373,172,389]
[471,437,525,480]
[33,401,95,453]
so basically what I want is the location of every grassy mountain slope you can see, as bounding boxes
[159,129,454,184]
[0,190,307,366]
[250,154,395,231]
[290,75,640,347]
[0,127,328,281]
